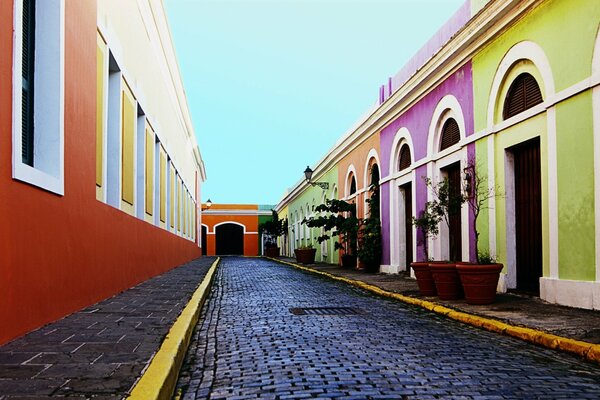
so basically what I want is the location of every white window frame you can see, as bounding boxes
[12,0,65,195]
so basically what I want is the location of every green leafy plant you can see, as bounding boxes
[304,198,358,257]
[412,200,441,262]
[357,183,382,271]
[259,210,285,248]
[296,243,314,250]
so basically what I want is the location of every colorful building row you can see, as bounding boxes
[275,0,600,310]
[0,0,206,345]
[201,204,275,256]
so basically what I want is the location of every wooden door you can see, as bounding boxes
[401,183,413,269]
[445,163,462,262]
[513,138,542,294]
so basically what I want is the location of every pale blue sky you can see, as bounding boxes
[165,0,464,205]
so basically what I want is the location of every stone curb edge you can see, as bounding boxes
[127,257,221,400]
[266,257,600,365]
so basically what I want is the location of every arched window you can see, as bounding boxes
[370,164,380,186]
[398,144,411,171]
[503,73,543,120]
[439,118,460,151]
[350,176,357,195]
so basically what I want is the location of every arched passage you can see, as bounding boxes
[215,223,244,255]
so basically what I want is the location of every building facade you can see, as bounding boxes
[0,0,205,345]
[275,0,600,310]
[201,204,274,256]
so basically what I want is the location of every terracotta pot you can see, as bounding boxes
[429,262,463,300]
[294,248,316,264]
[265,247,279,258]
[457,263,503,305]
[341,254,357,269]
[410,262,437,296]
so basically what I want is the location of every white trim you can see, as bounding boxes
[212,221,247,234]
[203,209,273,216]
[388,127,414,177]
[363,149,381,189]
[207,231,258,235]
[487,40,558,280]
[487,135,497,258]
[427,95,468,262]
[504,151,517,289]
[427,94,467,158]
[593,27,600,282]
[12,0,65,195]
[429,149,469,262]
[344,164,358,198]
[486,41,556,130]
[546,107,559,279]
[540,278,600,310]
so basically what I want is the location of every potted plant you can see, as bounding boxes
[425,177,466,300]
[456,160,503,305]
[305,198,359,269]
[259,210,284,258]
[411,200,441,296]
[294,244,316,264]
[357,183,382,273]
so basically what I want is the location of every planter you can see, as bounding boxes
[294,248,316,264]
[265,247,280,258]
[410,262,437,296]
[456,263,503,305]
[429,262,463,300]
[341,254,357,269]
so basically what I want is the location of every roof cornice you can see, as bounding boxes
[275,0,540,211]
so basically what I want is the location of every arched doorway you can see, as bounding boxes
[215,223,244,255]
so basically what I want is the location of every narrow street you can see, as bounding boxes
[175,258,600,399]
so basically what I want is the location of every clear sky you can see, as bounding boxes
[165,0,465,205]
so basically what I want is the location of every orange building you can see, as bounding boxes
[0,0,206,345]
[201,204,274,256]
[337,133,381,219]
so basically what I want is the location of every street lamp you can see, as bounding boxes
[201,198,212,211]
[304,166,329,190]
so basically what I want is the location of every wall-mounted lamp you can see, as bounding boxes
[304,166,329,190]
[201,198,212,211]
[463,166,475,199]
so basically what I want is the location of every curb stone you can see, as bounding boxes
[127,257,220,400]
[267,257,600,365]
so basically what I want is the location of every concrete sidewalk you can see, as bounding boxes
[277,257,600,346]
[0,257,216,399]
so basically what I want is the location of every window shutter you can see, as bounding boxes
[503,73,543,120]
[350,177,357,195]
[440,118,460,151]
[398,144,411,171]
[21,0,36,166]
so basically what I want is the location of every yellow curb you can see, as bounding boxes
[128,257,220,400]
[265,257,600,365]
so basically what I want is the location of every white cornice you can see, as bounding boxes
[203,209,273,216]
[276,0,540,211]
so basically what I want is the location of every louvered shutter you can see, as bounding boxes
[398,144,411,171]
[440,118,460,151]
[503,73,543,120]
[21,0,35,166]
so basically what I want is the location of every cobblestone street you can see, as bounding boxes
[175,258,600,399]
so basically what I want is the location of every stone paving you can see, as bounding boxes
[0,257,215,399]
[176,257,600,399]
[287,259,600,344]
